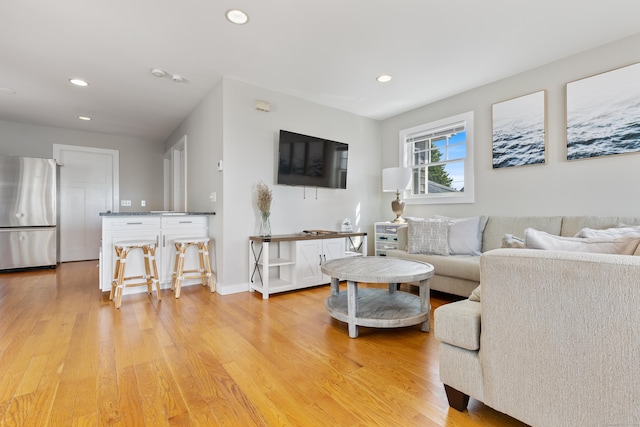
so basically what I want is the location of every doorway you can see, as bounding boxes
[53,144,119,262]
[164,135,187,211]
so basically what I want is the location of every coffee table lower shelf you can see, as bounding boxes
[325,288,429,331]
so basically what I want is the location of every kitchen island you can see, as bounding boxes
[99,212,215,293]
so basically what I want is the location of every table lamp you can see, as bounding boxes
[382,167,412,223]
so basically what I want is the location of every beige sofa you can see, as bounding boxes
[434,248,640,426]
[386,215,640,297]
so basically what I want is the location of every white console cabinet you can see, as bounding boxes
[249,232,367,299]
[295,238,345,286]
[100,213,212,292]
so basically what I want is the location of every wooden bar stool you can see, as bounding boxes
[109,240,161,309]
[171,237,215,298]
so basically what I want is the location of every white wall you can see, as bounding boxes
[164,81,224,288]
[165,77,382,294]
[381,32,640,219]
[0,119,164,211]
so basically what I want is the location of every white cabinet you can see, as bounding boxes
[295,238,345,286]
[100,214,210,292]
[249,232,367,299]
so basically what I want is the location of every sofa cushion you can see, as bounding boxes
[525,228,640,255]
[388,251,480,282]
[434,299,481,351]
[407,218,449,255]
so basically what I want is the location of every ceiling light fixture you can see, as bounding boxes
[151,68,167,78]
[376,74,392,83]
[226,9,249,25]
[69,78,89,87]
[78,116,91,121]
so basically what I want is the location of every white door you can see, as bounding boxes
[54,144,119,262]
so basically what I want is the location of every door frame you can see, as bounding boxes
[164,135,187,211]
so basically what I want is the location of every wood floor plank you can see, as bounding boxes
[0,261,528,426]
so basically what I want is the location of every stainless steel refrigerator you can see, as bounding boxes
[0,156,58,270]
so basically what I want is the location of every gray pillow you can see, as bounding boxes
[435,215,487,255]
[407,218,450,255]
[525,228,640,255]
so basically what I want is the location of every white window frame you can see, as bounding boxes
[399,111,474,204]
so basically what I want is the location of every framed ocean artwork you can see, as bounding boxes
[566,62,640,161]
[492,90,547,168]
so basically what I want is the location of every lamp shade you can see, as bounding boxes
[382,167,411,192]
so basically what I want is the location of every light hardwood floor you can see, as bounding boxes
[0,261,528,426]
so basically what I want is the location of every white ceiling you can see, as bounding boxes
[1,1,639,142]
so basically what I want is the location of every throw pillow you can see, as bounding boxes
[469,285,481,302]
[435,215,487,255]
[407,218,450,255]
[501,233,525,248]
[525,228,640,255]
[575,225,640,238]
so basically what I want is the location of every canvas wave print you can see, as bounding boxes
[492,90,546,168]
[566,62,640,160]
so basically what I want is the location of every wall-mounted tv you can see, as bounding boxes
[277,130,348,189]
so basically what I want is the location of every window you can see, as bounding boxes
[399,111,474,204]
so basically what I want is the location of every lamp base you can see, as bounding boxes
[391,192,406,223]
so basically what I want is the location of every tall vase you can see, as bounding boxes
[259,212,272,236]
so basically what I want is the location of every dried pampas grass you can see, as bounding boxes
[256,181,272,214]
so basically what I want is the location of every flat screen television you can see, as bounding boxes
[277,130,348,189]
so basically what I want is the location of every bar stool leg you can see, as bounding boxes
[148,244,161,301]
[173,242,187,298]
[114,247,130,309]
[199,242,215,292]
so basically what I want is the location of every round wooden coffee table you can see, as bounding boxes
[321,256,434,338]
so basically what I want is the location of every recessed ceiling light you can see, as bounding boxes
[78,116,91,121]
[376,74,392,83]
[0,87,16,95]
[226,9,249,25]
[69,78,89,87]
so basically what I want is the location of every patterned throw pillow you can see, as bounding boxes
[407,218,450,255]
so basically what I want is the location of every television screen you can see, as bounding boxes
[277,130,348,189]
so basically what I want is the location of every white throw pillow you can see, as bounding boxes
[575,225,640,239]
[525,228,640,255]
[407,218,450,255]
[435,215,486,255]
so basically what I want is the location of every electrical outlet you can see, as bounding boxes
[209,192,216,202]
[141,200,146,207]
[121,200,131,206]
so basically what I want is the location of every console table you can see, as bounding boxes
[321,257,434,338]
[248,232,367,299]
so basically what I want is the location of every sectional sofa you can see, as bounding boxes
[388,215,640,426]
[386,215,640,297]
